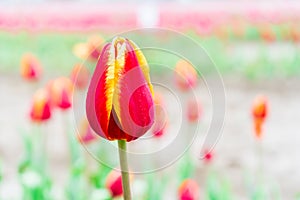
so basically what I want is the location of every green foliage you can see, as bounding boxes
[206,173,232,200]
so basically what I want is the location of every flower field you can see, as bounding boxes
[0,1,300,200]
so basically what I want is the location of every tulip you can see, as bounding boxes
[73,35,104,61]
[203,149,213,163]
[77,118,97,144]
[187,98,202,123]
[86,36,154,200]
[105,170,123,198]
[49,77,73,110]
[86,36,154,142]
[178,179,199,200]
[152,92,168,138]
[252,95,268,139]
[174,60,198,91]
[70,64,90,89]
[29,88,51,122]
[20,53,42,81]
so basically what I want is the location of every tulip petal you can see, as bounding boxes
[112,41,154,138]
[86,43,116,138]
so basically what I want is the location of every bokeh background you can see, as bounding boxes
[0,1,300,199]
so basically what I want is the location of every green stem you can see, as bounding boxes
[118,140,132,200]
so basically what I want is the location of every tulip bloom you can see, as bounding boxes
[30,88,51,122]
[70,64,90,89]
[73,35,104,61]
[187,98,202,123]
[105,170,123,197]
[252,95,268,139]
[77,119,97,144]
[178,179,199,200]
[20,53,42,81]
[86,37,154,142]
[49,77,73,110]
[174,60,198,91]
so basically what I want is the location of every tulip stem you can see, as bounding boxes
[118,140,132,200]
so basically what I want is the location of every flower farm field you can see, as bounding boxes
[1,71,300,199]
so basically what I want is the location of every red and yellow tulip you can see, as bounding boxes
[178,179,199,200]
[105,170,123,198]
[70,64,90,90]
[48,77,73,110]
[174,60,198,91]
[252,95,268,139]
[20,53,42,81]
[86,37,154,142]
[29,88,51,122]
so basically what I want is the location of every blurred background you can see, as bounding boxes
[0,1,300,200]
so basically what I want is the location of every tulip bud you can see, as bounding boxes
[77,118,97,144]
[178,179,199,200]
[86,37,154,142]
[30,88,51,122]
[70,64,90,90]
[49,77,73,110]
[105,170,123,198]
[252,95,268,139]
[20,53,42,81]
[174,60,198,91]
[187,98,202,123]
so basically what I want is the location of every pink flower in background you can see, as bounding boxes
[178,179,199,200]
[105,170,123,198]
[151,92,168,138]
[70,64,90,90]
[48,77,74,110]
[77,118,97,144]
[29,88,52,122]
[20,53,42,81]
[174,60,198,91]
[187,98,202,123]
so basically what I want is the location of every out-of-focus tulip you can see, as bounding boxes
[252,95,268,139]
[73,35,104,61]
[70,64,90,89]
[49,77,73,110]
[20,53,42,81]
[30,88,51,122]
[152,92,168,138]
[187,98,202,123]
[174,60,198,91]
[178,179,199,200]
[86,37,154,142]
[203,149,213,163]
[105,170,123,198]
[260,26,276,42]
[77,118,97,144]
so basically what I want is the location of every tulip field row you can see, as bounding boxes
[1,31,300,79]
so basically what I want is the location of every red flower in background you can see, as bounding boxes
[48,77,73,110]
[70,64,90,90]
[73,35,104,61]
[187,98,202,123]
[178,179,199,200]
[86,37,154,142]
[174,60,198,91]
[105,170,123,198]
[20,53,42,81]
[252,95,268,139]
[77,118,97,144]
[30,88,51,122]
